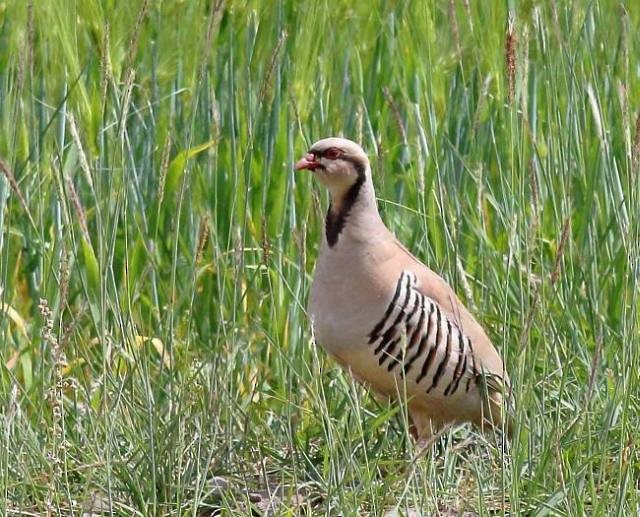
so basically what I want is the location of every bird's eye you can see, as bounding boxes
[323,148,342,160]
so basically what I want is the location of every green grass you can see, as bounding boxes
[1,0,639,514]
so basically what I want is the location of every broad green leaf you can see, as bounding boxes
[164,140,216,201]
[81,238,100,298]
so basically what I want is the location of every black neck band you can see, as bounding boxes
[325,161,366,247]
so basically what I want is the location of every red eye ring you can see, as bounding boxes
[323,147,342,160]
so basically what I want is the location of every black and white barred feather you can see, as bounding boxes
[368,271,506,397]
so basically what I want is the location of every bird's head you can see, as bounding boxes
[295,137,369,197]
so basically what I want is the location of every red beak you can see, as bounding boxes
[294,153,320,171]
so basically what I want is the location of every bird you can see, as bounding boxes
[295,137,511,442]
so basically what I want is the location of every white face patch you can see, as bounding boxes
[314,158,357,190]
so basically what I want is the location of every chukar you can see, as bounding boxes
[296,137,510,440]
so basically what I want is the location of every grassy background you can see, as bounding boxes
[1,0,639,514]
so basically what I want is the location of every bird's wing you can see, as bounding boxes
[389,238,510,390]
[366,269,509,402]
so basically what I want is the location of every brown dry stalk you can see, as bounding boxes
[124,0,150,74]
[58,248,70,318]
[118,0,149,139]
[617,82,630,161]
[455,256,477,313]
[376,137,384,178]
[550,217,571,287]
[198,0,226,82]
[620,5,629,77]
[67,112,94,191]
[356,103,364,146]
[258,30,288,104]
[518,216,571,348]
[633,111,640,171]
[505,15,517,103]
[529,159,540,212]
[55,249,73,352]
[462,0,474,33]
[65,178,91,244]
[100,23,112,113]
[157,133,172,208]
[550,0,559,24]
[195,215,210,265]
[0,158,30,217]
[554,444,566,488]
[382,87,407,145]
[472,75,492,135]
[27,1,34,79]
[448,0,461,56]
[119,68,135,142]
[528,159,541,243]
